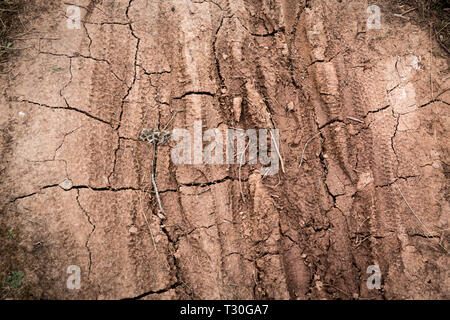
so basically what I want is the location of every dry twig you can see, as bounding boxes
[133,149,157,251]
[299,132,321,167]
[270,130,285,174]
[238,141,250,201]
[151,164,166,218]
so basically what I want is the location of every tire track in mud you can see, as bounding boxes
[155,0,253,299]
[60,0,173,298]
[297,2,396,299]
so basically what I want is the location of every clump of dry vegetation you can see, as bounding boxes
[419,0,450,55]
[0,0,24,65]
[392,0,450,56]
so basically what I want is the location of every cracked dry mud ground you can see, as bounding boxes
[0,0,449,300]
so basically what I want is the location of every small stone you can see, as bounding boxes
[301,254,307,259]
[432,161,440,169]
[18,111,25,117]
[287,101,295,112]
[352,293,359,299]
[157,213,165,220]
[25,243,34,253]
[315,280,323,289]
[348,125,358,135]
[411,56,420,70]
[59,179,73,191]
[129,226,138,234]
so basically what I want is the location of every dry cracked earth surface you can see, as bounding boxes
[0,0,449,299]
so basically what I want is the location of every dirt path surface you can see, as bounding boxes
[0,0,449,299]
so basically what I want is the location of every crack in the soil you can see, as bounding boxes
[172,91,215,100]
[23,126,80,182]
[60,57,73,101]
[212,13,229,90]
[8,183,155,207]
[75,190,95,278]
[250,29,281,37]
[307,51,341,69]
[85,21,131,26]
[375,174,419,188]
[193,0,228,13]
[116,0,140,131]
[364,104,391,118]
[107,133,121,187]
[180,176,237,188]
[410,233,440,239]
[318,118,344,130]
[71,185,145,192]
[8,184,59,203]
[125,281,181,300]
[138,63,172,76]
[82,22,93,55]
[417,98,450,108]
[39,51,126,84]
[21,99,111,126]
[390,110,400,175]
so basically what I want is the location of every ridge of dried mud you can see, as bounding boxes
[0,0,448,299]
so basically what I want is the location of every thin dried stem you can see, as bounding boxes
[299,132,321,167]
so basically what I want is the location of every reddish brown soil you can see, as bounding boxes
[0,0,448,299]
